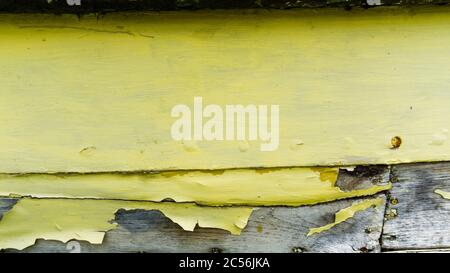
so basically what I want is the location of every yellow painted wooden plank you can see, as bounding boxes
[0,198,253,250]
[0,167,391,206]
[1,7,450,172]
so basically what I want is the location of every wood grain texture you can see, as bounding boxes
[0,166,390,206]
[0,8,449,253]
[386,248,450,253]
[4,195,386,253]
[3,162,450,252]
[0,198,254,250]
[2,8,450,172]
[381,162,450,250]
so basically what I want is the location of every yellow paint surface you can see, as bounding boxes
[0,198,253,250]
[0,168,391,206]
[0,8,450,172]
[435,189,450,200]
[308,197,384,236]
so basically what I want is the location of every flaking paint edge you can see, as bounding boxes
[435,189,450,200]
[0,198,253,250]
[0,167,391,206]
[307,197,384,236]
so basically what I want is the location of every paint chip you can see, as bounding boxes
[435,189,450,200]
[307,197,384,236]
[79,146,96,157]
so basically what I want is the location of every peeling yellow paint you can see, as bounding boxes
[0,8,450,172]
[0,168,391,206]
[435,189,450,200]
[1,8,444,250]
[0,198,253,250]
[307,197,384,236]
[310,167,339,185]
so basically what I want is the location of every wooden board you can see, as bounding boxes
[0,7,449,253]
[0,0,447,13]
[0,166,390,251]
[3,195,386,253]
[2,162,450,252]
[0,166,390,206]
[1,8,450,172]
[381,162,450,250]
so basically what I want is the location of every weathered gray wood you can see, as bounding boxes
[5,162,450,252]
[5,161,450,252]
[382,162,450,250]
[386,248,450,253]
[0,166,390,253]
[337,165,390,191]
[5,195,386,253]
[0,198,17,221]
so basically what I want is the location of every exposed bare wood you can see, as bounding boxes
[4,162,450,252]
[382,162,450,250]
[2,195,386,253]
[0,198,17,221]
[385,248,450,253]
[0,166,390,206]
